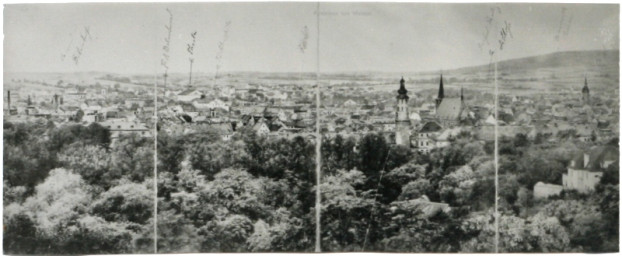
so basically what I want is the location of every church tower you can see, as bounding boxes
[395,77,411,146]
[460,84,464,101]
[435,74,444,108]
[582,76,590,105]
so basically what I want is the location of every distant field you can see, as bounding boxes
[4,50,618,96]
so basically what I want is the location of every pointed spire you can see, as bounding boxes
[582,75,589,93]
[461,85,464,101]
[438,73,444,99]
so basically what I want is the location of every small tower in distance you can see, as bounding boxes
[582,76,590,105]
[395,77,411,146]
[435,74,444,108]
[53,94,60,112]
[460,84,464,101]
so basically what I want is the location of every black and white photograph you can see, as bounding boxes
[2,2,620,254]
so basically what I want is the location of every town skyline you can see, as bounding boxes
[3,2,620,254]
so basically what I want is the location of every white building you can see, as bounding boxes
[533,182,563,199]
[562,145,617,193]
[99,119,151,140]
[413,121,443,153]
[177,89,203,102]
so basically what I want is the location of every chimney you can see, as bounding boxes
[583,153,590,169]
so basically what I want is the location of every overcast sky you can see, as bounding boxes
[4,3,619,74]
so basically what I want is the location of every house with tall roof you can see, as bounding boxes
[412,121,443,153]
[434,75,467,127]
[562,145,618,193]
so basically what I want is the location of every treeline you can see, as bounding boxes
[154,126,618,252]
[3,119,619,253]
[4,120,154,254]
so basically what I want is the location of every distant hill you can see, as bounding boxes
[4,50,619,94]
[411,50,620,93]
[452,50,618,75]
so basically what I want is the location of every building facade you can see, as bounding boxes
[562,145,618,193]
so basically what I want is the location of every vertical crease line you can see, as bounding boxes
[153,72,158,254]
[314,1,322,253]
[494,55,499,254]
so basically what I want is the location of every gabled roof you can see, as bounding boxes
[177,89,201,96]
[420,121,442,133]
[570,145,619,172]
[211,123,233,134]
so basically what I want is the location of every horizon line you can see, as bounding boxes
[4,49,618,76]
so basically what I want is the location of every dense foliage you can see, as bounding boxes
[4,120,154,254]
[4,119,618,253]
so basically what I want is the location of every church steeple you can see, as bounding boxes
[460,85,464,101]
[438,74,444,99]
[395,77,411,146]
[397,76,409,100]
[582,76,590,105]
[582,76,589,93]
[435,74,444,108]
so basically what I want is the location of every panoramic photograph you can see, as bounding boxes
[3,2,620,254]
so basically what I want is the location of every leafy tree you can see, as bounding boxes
[3,180,28,205]
[20,168,91,234]
[247,208,310,252]
[75,109,84,122]
[381,214,448,252]
[90,181,153,225]
[157,209,201,253]
[320,169,375,251]
[111,134,154,182]
[526,213,570,252]
[198,214,254,252]
[157,133,186,174]
[185,133,249,180]
[382,161,426,202]
[398,179,431,200]
[438,165,477,206]
[3,212,38,254]
[53,215,134,254]
[321,135,359,175]
[2,168,141,254]
[357,133,390,184]
[58,143,116,188]
[197,168,271,223]
[515,150,565,189]
[514,187,534,217]
[595,184,619,252]
[460,212,531,252]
